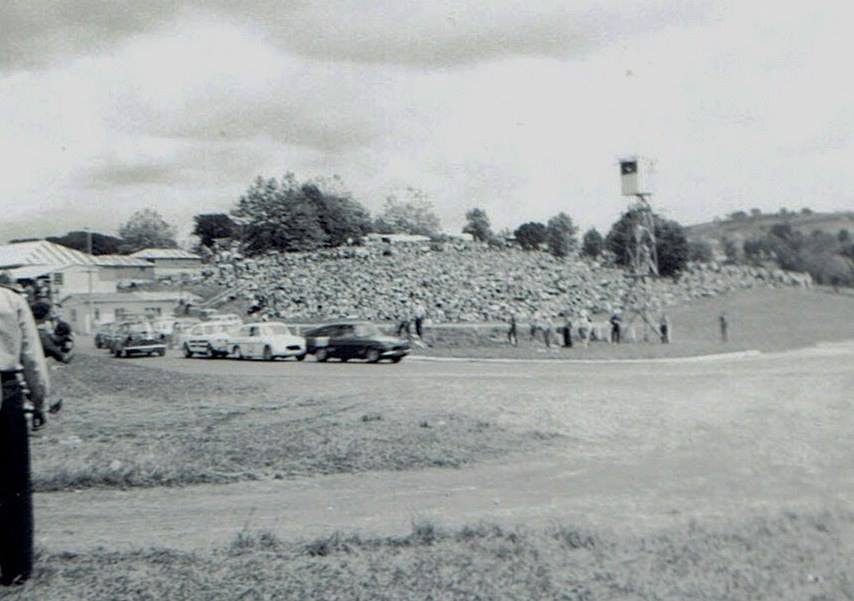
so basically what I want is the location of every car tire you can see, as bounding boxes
[316,348,328,363]
[366,348,381,363]
[262,345,273,361]
[296,353,306,362]
[391,356,403,363]
[184,345,193,358]
[234,346,244,360]
[157,349,166,357]
[206,344,215,358]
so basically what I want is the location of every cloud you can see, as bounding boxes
[0,0,713,72]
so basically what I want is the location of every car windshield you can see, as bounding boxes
[265,324,291,336]
[353,324,381,337]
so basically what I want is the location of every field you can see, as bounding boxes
[5,287,853,599]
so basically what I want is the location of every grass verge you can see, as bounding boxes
[7,510,853,600]
[32,355,554,491]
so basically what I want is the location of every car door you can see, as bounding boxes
[331,325,358,359]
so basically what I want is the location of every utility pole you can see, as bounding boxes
[86,228,94,335]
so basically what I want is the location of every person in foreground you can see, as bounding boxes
[0,277,50,586]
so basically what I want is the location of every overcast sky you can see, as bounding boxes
[1,1,852,243]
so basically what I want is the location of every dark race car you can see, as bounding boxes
[304,321,410,363]
[110,321,167,358]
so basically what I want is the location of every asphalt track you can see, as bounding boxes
[35,341,854,552]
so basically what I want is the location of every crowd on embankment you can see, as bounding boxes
[188,241,811,324]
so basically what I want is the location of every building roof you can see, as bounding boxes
[130,248,202,260]
[95,254,154,267]
[0,240,98,269]
[61,291,201,304]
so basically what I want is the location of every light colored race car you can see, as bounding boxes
[182,320,240,358]
[226,322,307,361]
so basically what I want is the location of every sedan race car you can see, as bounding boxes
[110,321,167,358]
[182,320,240,358]
[304,321,410,363]
[226,322,306,361]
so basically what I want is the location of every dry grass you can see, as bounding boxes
[7,510,853,600]
[32,355,554,491]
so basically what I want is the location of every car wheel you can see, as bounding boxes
[234,345,243,360]
[262,345,273,361]
[391,356,403,363]
[296,353,306,362]
[316,348,328,363]
[206,344,215,358]
[184,344,193,358]
[366,348,381,363]
[157,349,166,357]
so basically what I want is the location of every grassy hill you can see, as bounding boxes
[686,210,854,242]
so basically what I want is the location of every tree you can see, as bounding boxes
[729,210,749,221]
[373,188,441,236]
[300,182,372,246]
[232,175,327,254]
[605,209,689,277]
[192,214,239,248]
[231,174,372,254]
[118,209,178,252]
[545,212,578,258]
[750,208,762,218]
[688,239,714,263]
[513,222,547,251]
[462,208,492,242]
[48,231,125,255]
[581,228,604,259]
[721,236,739,263]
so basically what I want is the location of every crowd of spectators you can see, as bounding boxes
[192,240,812,324]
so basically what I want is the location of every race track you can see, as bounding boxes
[35,342,854,552]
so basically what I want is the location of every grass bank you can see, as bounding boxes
[414,287,854,360]
[33,355,554,491]
[8,510,853,600]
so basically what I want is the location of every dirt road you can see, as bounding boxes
[36,342,854,552]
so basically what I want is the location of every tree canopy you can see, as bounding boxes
[118,209,178,252]
[192,214,239,248]
[581,228,604,259]
[545,212,578,258]
[514,222,547,251]
[605,209,688,277]
[232,174,372,254]
[373,188,441,237]
[462,208,493,242]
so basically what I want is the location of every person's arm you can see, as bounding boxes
[18,297,50,410]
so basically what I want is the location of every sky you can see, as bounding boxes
[1,1,853,244]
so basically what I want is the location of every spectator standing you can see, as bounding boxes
[659,313,671,343]
[609,310,623,344]
[0,277,50,586]
[507,313,518,346]
[562,315,573,348]
[413,299,427,339]
[719,311,728,342]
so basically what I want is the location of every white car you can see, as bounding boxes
[226,322,307,361]
[182,320,240,358]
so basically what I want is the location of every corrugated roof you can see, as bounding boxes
[7,265,59,280]
[130,248,201,260]
[0,241,98,268]
[95,254,153,267]
[61,291,201,303]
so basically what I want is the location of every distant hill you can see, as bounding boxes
[686,211,854,242]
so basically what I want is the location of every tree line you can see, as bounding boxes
[27,171,696,278]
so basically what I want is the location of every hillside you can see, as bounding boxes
[686,210,854,242]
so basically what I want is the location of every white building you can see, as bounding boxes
[62,291,200,334]
[0,240,155,298]
[130,248,203,278]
